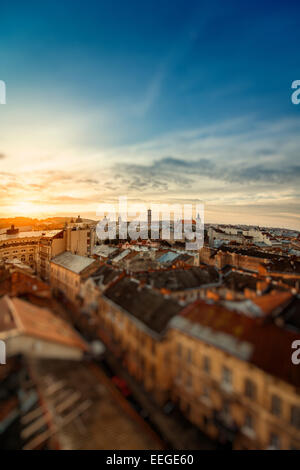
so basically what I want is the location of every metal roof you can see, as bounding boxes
[51,252,95,274]
[92,245,118,257]
[157,251,180,264]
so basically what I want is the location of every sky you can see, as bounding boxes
[0,0,300,229]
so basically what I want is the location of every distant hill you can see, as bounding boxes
[0,217,96,231]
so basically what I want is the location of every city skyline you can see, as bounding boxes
[0,1,300,229]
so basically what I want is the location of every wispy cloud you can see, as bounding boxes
[1,113,299,229]
[115,156,300,187]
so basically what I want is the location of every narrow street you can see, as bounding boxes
[96,352,217,450]
[87,361,165,449]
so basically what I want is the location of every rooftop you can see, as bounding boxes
[90,264,122,288]
[223,291,294,317]
[104,277,182,335]
[157,251,181,264]
[92,245,118,258]
[222,270,258,292]
[251,291,293,315]
[172,300,300,387]
[267,258,300,274]
[217,245,288,261]
[0,296,87,351]
[111,249,131,264]
[51,252,95,274]
[134,266,219,292]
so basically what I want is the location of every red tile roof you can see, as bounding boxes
[251,291,293,316]
[0,296,87,351]
[177,300,300,387]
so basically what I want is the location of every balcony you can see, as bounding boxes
[213,409,238,442]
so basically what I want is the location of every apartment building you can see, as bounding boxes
[65,221,96,257]
[50,251,98,301]
[0,227,62,271]
[211,226,282,248]
[168,300,300,450]
[199,245,295,273]
[38,222,96,281]
[208,227,245,247]
[98,276,182,404]
[0,221,96,282]
[37,230,66,280]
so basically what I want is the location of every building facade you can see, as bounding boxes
[0,221,96,282]
[0,228,63,272]
[97,276,182,404]
[168,301,300,450]
[50,251,98,301]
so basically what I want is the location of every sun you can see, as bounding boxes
[11,201,39,217]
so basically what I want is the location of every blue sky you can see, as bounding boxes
[0,0,300,228]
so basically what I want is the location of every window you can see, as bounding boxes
[269,433,280,450]
[203,356,211,374]
[245,378,256,400]
[271,395,282,417]
[222,366,232,389]
[222,400,230,418]
[186,374,192,388]
[202,386,210,400]
[187,348,193,363]
[291,406,300,430]
[177,343,182,357]
[244,413,254,430]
